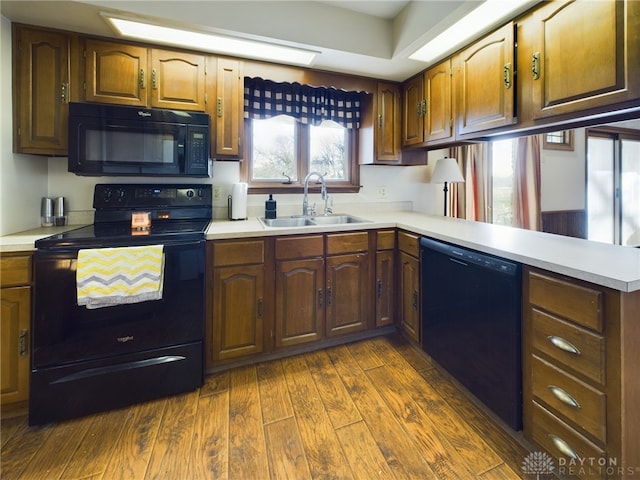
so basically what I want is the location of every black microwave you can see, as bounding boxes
[68,102,210,177]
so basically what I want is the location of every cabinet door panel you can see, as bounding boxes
[532,0,639,118]
[402,75,424,146]
[14,26,69,154]
[456,22,515,135]
[213,265,264,361]
[326,253,369,337]
[375,83,401,162]
[151,50,206,111]
[215,58,243,156]
[85,39,147,106]
[399,252,419,343]
[424,60,452,142]
[1,287,31,405]
[276,258,324,347]
[375,250,394,327]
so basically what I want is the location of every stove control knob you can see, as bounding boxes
[197,188,204,198]
[186,189,195,198]
[116,189,126,203]
[102,188,113,203]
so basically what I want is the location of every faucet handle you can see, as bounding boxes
[308,203,316,216]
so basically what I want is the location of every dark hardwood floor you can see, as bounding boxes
[1,334,530,479]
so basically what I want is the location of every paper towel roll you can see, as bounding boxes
[230,182,248,220]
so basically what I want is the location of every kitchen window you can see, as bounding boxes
[241,77,362,193]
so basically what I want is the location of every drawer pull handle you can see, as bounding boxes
[548,434,579,460]
[548,385,581,409]
[548,335,581,355]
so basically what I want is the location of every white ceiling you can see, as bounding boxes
[0,0,536,82]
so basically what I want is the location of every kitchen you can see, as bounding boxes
[2,1,640,479]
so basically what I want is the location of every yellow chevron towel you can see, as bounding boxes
[76,245,165,309]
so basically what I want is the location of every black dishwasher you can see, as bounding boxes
[420,237,522,430]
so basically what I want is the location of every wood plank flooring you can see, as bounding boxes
[1,334,531,479]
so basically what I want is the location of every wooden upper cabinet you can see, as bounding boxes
[13,25,69,155]
[530,0,640,119]
[84,39,147,106]
[424,59,453,143]
[455,22,516,136]
[84,39,206,111]
[150,49,206,111]
[213,58,243,157]
[402,74,424,146]
[374,82,402,162]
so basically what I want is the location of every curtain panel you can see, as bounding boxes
[448,143,489,222]
[244,77,363,129]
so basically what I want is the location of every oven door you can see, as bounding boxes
[32,240,205,369]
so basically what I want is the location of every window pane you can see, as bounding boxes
[251,116,297,181]
[492,139,515,226]
[310,121,347,180]
[587,137,614,244]
[621,138,640,246]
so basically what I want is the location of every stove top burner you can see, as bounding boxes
[36,183,212,250]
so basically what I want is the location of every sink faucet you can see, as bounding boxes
[302,171,328,216]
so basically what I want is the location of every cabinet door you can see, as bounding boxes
[402,74,424,146]
[375,250,394,327]
[13,26,69,155]
[212,264,264,361]
[456,22,516,136]
[326,253,369,337]
[1,287,31,406]
[84,39,148,106]
[275,258,324,348]
[150,49,206,111]
[375,82,402,162]
[424,59,453,143]
[399,252,420,343]
[214,58,243,157]
[531,0,639,119]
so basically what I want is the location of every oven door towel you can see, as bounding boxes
[76,244,165,309]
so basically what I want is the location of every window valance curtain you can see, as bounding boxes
[244,77,363,129]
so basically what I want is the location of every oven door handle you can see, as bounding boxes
[50,355,186,384]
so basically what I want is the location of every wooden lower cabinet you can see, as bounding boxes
[375,229,396,328]
[523,267,640,479]
[275,257,324,348]
[397,231,420,343]
[1,253,32,411]
[325,252,369,337]
[209,239,266,364]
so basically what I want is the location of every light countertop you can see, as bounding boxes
[2,212,639,292]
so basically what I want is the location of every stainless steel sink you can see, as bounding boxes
[258,214,370,228]
[307,214,369,225]
[258,216,314,227]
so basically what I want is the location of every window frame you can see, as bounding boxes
[240,118,361,195]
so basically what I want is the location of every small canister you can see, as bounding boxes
[41,197,54,227]
[54,197,67,226]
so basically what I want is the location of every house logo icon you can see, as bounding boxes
[522,451,555,478]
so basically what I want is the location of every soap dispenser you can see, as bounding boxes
[265,194,277,219]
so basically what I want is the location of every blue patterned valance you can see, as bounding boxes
[244,77,363,129]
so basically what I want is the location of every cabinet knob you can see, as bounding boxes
[378,114,383,128]
[503,63,512,89]
[548,384,581,409]
[152,68,158,89]
[377,279,383,298]
[217,97,223,117]
[532,52,540,80]
[318,289,323,307]
[60,82,68,103]
[421,99,427,116]
[19,329,28,356]
[547,335,581,355]
[139,68,146,89]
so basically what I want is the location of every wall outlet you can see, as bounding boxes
[376,186,388,199]
[213,186,222,201]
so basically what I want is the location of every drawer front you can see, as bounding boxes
[275,235,324,260]
[213,239,265,266]
[531,308,605,385]
[531,401,605,480]
[532,355,606,443]
[528,271,603,332]
[0,255,32,287]
[376,230,395,251]
[397,231,419,257]
[326,232,368,255]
